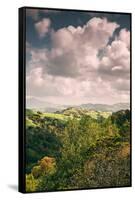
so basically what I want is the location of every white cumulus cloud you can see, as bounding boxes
[26,17,130,105]
[35,18,51,38]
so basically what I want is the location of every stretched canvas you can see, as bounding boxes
[19,7,132,193]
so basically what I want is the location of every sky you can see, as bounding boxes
[26,8,131,107]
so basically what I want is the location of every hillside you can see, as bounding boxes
[25,108,131,192]
[56,107,111,119]
[26,107,112,124]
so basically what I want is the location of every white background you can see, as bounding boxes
[0,0,134,199]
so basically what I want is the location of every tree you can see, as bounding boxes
[26,174,40,192]
[38,156,56,175]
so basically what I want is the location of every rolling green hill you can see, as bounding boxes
[26,107,112,125]
[58,107,111,119]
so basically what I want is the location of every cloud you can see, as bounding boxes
[26,8,61,21]
[97,28,130,94]
[117,28,130,49]
[113,79,130,91]
[45,17,119,78]
[26,17,130,105]
[26,68,61,97]
[35,18,51,38]
[52,17,119,50]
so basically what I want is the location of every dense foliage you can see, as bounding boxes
[25,108,131,192]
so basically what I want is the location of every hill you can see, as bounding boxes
[57,107,111,119]
[26,98,130,113]
[77,102,130,112]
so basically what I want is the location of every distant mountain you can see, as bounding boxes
[77,103,130,112]
[26,97,68,112]
[26,97,130,113]
[26,97,54,108]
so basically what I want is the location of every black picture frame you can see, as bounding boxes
[19,6,132,193]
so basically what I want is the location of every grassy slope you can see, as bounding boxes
[43,109,112,120]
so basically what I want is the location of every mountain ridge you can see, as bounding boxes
[26,97,130,112]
